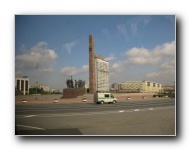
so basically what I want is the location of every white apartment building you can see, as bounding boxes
[95,56,109,92]
[15,76,29,95]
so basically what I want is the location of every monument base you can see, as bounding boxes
[62,88,86,98]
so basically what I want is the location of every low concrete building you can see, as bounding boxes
[111,83,119,90]
[118,81,163,93]
[31,83,50,92]
[15,76,29,95]
[163,85,175,93]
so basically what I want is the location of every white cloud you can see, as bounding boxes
[109,41,175,84]
[161,60,175,70]
[146,72,160,78]
[105,53,116,61]
[109,61,125,81]
[147,69,175,78]
[125,41,176,65]
[143,16,151,25]
[125,47,160,65]
[81,65,89,70]
[15,42,57,73]
[117,16,151,40]
[61,67,76,76]
[164,15,175,24]
[19,44,26,54]
[147,60,175,78]
[153,41,176,56]
[131,23,138,36]
[126,16,152,37]
[60,65,89,76]
[116,24,127,34]
[40,67,54,72]
[112,61,123,69]
[116,24,129,41]
[62,41,77,54]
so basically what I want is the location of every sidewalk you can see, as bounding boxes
[15,93,162,105]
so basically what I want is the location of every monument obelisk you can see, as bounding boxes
[89,35,96,93]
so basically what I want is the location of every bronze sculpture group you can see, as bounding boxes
[66,76,85,88]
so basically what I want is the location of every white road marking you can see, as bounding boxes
[16,124,46,130]
[24,115,36,118]
[134,109,140,111]
[16,106,175,118]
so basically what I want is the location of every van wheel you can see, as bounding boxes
[112,100,116,104]
[100,101,104,104]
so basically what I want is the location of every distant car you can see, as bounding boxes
[94,92,117,104]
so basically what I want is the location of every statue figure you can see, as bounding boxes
[78,79,82,88]
[66,79,69,88]
[83,80,85,88]
[70,76,74,88]
[69,80,71,88]
[75,80,78,88]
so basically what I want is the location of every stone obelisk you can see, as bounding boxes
[89,35,96,93]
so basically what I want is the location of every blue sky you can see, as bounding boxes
[15,15,175,91]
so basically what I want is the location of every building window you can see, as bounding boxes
[17,80,20,90]
[25,80,28,91]
[21,80,24,91]
[158,84,160,87]
[147,82,150,86]
[153,83,155,87]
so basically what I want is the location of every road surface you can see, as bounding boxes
[15,98,175,135]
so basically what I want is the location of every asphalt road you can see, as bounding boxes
[15,98,175,136]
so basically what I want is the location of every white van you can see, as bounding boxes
[94,93,117,104]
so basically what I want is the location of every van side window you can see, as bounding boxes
[104,94,109,98]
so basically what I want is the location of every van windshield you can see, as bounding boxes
[111,94,114,98]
